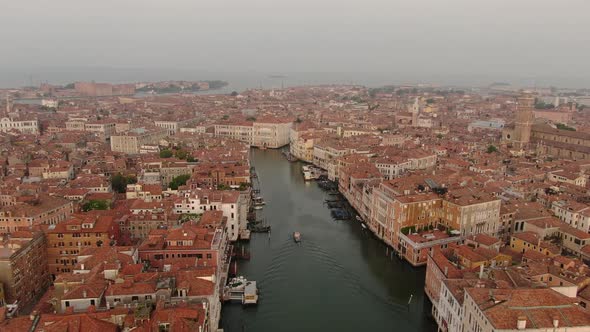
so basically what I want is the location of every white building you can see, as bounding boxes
[173,189,246,241]
[0,117,39,135]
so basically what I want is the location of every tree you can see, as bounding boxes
[246,116,256,121]
[111,173,128,193]
[160,149,173,158]
[186,155,196,162]
[487,145,498,153]
[82,200,109,211]
[175,149,188,160]
[222,115,230,120]
[169,174,191,190]
[426,98,435,104]
[556,123,576,131]
[230,91,239,96]
[217,183,230,190]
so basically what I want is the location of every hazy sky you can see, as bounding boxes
[1,0,590,87]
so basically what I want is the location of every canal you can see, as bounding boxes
[221,148,436,332]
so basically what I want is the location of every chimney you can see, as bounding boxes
[479,264,484,279]
[82,289,87,298]
[517,316,527,330]
[553,316,559,328]
[444,266,448,276]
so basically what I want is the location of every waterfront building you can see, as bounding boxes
[173,190,246,241]
[252,118,292,148]
[463,288,590,332]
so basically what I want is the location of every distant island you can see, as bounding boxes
[7,80,229,99]
[136,80,229,94]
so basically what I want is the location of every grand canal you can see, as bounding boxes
[221,148,435,332]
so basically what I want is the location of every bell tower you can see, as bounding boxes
[512,94,534,149]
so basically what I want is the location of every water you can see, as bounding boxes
[221,149,436,332]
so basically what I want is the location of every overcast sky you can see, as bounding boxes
[1,0,589,87]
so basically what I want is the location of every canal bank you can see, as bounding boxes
[221,148,436,332]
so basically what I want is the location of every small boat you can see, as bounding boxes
[293,231,301,243]
[253,196,266,205]
[303,171,313,181]
[253,205,263,210]
[356,216,363,222]
[361,223,368,230]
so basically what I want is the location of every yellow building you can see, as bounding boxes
[510,231,560,257]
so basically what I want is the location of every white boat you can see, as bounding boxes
[361,223,368,230]
[253,197,266,205]
[303,171,313,181]
[253,205,263,210]
[293,231,302,243]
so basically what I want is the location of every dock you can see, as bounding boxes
[223,277,259,305]
[239,229,251,241]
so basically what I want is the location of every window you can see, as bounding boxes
[206,254,212,259]
[65,301,70,307]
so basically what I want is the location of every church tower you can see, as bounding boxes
[512,94,534,149]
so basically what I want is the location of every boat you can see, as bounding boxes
[303,171,313,181]
[361,223,368,230]
[356,215,363,222]
[253,196,266,205]
[253,205,263,210]
[249,225,271,233]
[293,231,301,243]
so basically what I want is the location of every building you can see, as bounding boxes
[213,121,253,145]
[0,230,50,310]
[173,190,246,242]
[252,119,292,148]
[463,288,590,332]
[533,123,590,160]
[0,195,74,234]
[44,215,120,277]
[0,116,39,135]
[74,82,135,97]
[110,128,167,154]
[503,94,535,150]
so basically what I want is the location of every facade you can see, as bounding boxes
[0,230,50,310]
[45,216,120,277]
[252,120,292,148]
[213,122,253,145]
[84,121,117,141]
[173,190,246,242]
[505,94,535,149]
[110,129,167,154]
[0,117,39,135]
[0,195,74,234]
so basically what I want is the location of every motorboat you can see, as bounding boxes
[293,231,302,243]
